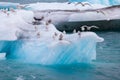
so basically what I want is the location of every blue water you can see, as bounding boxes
[0,32,120,80]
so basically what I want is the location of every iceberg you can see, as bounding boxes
[0,2,30,10]
[0,53,6,60]
[0,2,20,10]
[69,0,120,6]
[0,7,104,65]
[1,32,103,65]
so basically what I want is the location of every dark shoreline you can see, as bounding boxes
[56,19,120,32]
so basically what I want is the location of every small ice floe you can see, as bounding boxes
[0,53,6,60]
[16,76,24,80]
[30,75,36,79]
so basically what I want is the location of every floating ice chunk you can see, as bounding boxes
[16,76,24,80]
[3,32,104,65]
[0,53,6,60]
[0,8,104,65]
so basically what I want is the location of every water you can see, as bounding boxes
[0,32,120,80]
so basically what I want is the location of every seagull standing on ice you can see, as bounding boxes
[10,8,16,13]
[54,32,58,36]
[45,19,52,31]
[37,32,40,38]
[81,25,87,31]
[34,25,38,31]
[2,10,9,16]
[77,31,81,38]
[59,34,63,40]
[63,30,66,34]
[52,32,58,40]
[73,29,77,33]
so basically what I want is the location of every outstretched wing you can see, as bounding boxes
[96,10,106,15]
[75,2,83,6]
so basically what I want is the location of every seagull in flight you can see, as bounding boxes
[87,26,99,30]
[67,2,72,4]
[95,10,106,15]
[75,2,92,7]
[81,25,99,31]
[34,16,44,21]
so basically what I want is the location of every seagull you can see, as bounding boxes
[47,19,52,24]
[34,16,44,21]
[6,13,10,16]
[10,8,16,13]
[59,34,63,40]
[17,4,29,9]
[81,25,99,31]
[37,32,40,38]
[52,35,55,40]
[67,2,72,4]
[54,32,58,36]
[2,10,7,13]
[75,2,92,7]
[45,19,52,31]
[46,19,52,25]
[87,26,99,30]
[63,30,66,34]
[2,10,9,16]
[73,29,77,33]
[81,25,87,31]
[52,32,58,40]
[95,10,105,15]
[34,25,38,31]
[77,31,81,37]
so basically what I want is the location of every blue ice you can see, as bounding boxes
[0,33,103,65]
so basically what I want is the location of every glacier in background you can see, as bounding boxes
[69,0,120,5]
[0,0,120,5]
